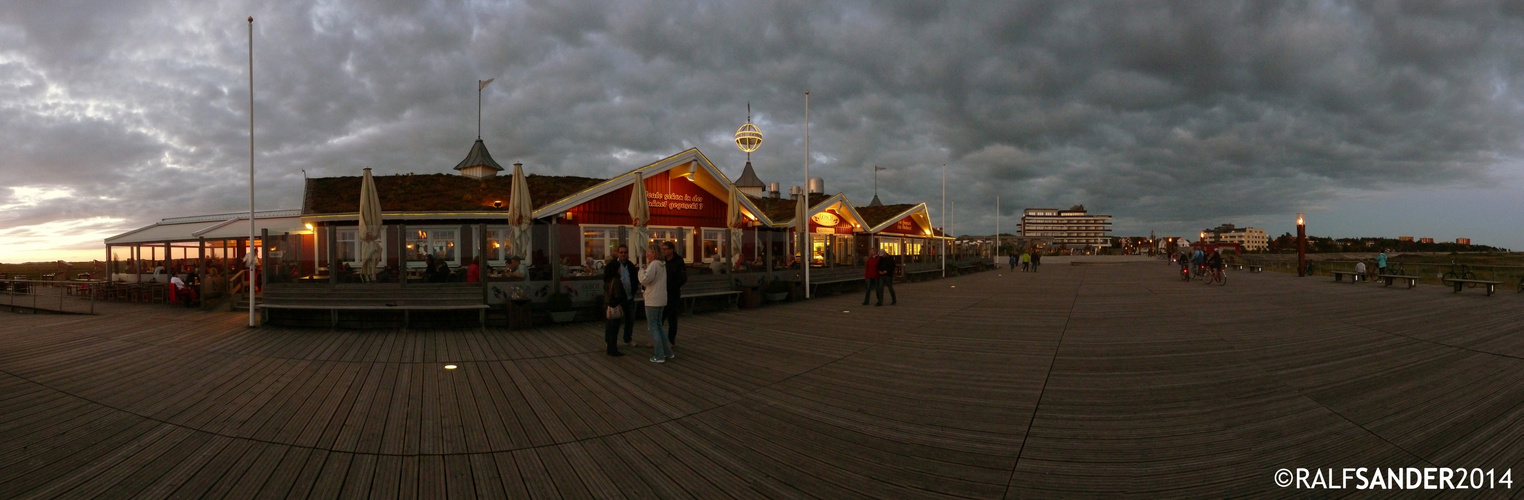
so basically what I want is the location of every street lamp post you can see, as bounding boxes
[1296,212,1306,277]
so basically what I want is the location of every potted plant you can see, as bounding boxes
[547,291,576,322]
[762,279,790,302]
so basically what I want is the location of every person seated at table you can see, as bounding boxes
[169,275,198,306]
[466,257,481,283]
[502,256,525,280]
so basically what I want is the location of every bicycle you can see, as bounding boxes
[1204,266,1226,285]
[1441,261,1477,288]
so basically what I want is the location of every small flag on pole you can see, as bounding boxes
[479,78,495,90]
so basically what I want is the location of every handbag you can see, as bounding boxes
[606,305,623,320]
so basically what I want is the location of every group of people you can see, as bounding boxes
[1008,250,1042,272]
[862,249,898,306]
[602,241,686,362]
[1178,247,1224,279]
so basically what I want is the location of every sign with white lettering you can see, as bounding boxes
[646,191,705,211]
[811,211,840,227]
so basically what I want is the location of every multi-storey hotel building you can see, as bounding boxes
[1019,207,1112,250]
[1199,224,1268,251]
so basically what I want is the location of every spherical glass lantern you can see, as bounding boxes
[735,123,763,153]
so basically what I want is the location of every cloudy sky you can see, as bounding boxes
[3,0,1524,262]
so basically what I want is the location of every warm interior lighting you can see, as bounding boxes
[444,364,458,370]
[305,223,314,231]
[493,200,503,208]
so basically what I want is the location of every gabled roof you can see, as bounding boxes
[856,202,939,237]
[734,161,764,188]
[452,139,503,172]
[747,193,868,229]
[533,148,766,222]
[855,203,921,229]
[746,193,830,224]
[302,173,603,215]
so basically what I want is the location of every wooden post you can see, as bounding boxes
[198,238,206,307]
[479,223,488,328]
[260,229,269,293]
[398,223,407,288]
[328,225,338,284]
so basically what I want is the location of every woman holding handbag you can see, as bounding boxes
[603,273,629,357]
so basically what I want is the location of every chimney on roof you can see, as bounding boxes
[789,185,802,200]
[768,182,780,199]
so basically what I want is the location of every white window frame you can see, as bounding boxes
[335,228,387,265]
[484,226,530,267]
[406,226,459,268]
[700,228,726,263]
[581,225,619,268]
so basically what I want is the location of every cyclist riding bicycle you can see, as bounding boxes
[1206,250,1224,273]
[1190,248,1205,273]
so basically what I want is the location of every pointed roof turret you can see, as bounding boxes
[735,161,764,189]
[453,139,504,179]
[868,194,883,207]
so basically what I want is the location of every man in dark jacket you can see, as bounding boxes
[602,244,639,352]
[876,249,897,305]
[660,241,686,346]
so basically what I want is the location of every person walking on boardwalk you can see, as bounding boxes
[1030,250,1041,272]
[862,250,882,306]
[877,249,897,305]
[1020,251,1031,271]
[1009,252,1017,271]
[603,244,639,355]
[1376,250,1388,276]
[660,241,687,348]
[639,246,673,363]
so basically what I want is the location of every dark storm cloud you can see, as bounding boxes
[2,0,1523,253]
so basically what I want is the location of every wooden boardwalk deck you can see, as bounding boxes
[2,261,1522,498]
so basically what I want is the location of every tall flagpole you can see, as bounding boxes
[996,196,1000,264]
[941,163,946,277]
[247,16,256,327]
[803,90,810,299]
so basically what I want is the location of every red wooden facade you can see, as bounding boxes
[564,174,729,228]
[877,213,925,236]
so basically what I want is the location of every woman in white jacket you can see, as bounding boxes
[639,246,673,362]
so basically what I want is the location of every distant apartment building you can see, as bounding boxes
[1419,237,1434,244]
[1398,236,1414,242]
[1199,223,1268,251]
[1019,206,1112,249]
[1457,238,1471,245]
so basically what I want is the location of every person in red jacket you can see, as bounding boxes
[862,251,882,306]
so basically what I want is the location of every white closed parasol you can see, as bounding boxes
[628,172,650,263]
[358,167,383,282]
[727,185,744,266]
[506,162,534,262]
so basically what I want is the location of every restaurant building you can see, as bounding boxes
[104,139,959,314]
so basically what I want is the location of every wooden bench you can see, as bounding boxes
[679,276,741,313]
[259,283,488,327]
[1444,278,1504,296]
[1330,271,1368,283]
[1377,274,1421,289]
[804,267,866,296]
[1248,265,1264,273]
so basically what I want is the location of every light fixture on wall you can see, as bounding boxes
[493,200,503,208]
